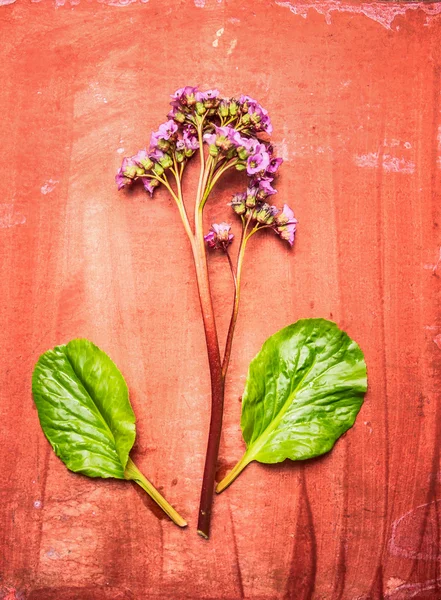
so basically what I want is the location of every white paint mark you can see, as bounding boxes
[341,79,351,87]
[212,27,224,47]
[275,1,441,30]
[227,39,237,55]
[228,17,240,24]
[390,500,441,560]
[41,179,59,195]
[89,81,110,103]
[404,141,412,149]
[117,147,125,154]
[385,578,441,598]
[278,138,290,161]
[386,577,406,595]
[0,204,26,229]
[383,155,415,174]
[34,500,42,509]
[424,248,441,271]
[0,0,16,5]
[194,0,205,6]
[354,152,379,168]
[434,334,441,350]
[354,152,415,174]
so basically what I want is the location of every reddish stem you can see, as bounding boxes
[193,228,225,539]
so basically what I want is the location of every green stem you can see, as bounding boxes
[200,158,238,209]
[157,172,194,243]
[215,451,253,494]
[124,457,187,527]
[221,214,255,376]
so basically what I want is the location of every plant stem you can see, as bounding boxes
[124,457,187,527]
[222,215,255,375]
[193,125,225,539]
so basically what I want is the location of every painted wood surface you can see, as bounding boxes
[1,1,440,598]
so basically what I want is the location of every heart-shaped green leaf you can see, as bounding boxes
[217,319,367,492]
[33,339,186,527]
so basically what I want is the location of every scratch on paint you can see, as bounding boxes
[275,1,441,30]
[354,152,415,174]
[434,334,441,350]
[0,204,26,229]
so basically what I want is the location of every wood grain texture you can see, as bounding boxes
[0,1,440,598]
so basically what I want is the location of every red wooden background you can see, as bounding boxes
[1,1,441,598]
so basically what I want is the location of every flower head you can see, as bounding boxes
[274,204,298,246]
[254,203,278,225]
[204,223,234,250]
[171,86,198,105]
[247,144,270,175]
[266,156,283,174]
[141,177,159,196]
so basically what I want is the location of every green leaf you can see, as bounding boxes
[32,339,187,527]
[32,339,135,479]
[217,319,367,492]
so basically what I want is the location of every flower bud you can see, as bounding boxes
[219,101,229,118]
[159,153,173,169]
[254,203,278,225]
[229,99,239,116]
[196,102,206,115]
[157,138,171,152]
[235,162,247,171]
[237,146,249,161]
[174,111,186,123]
[246,187,258,208]
[230,192,247,215]
[153,162,164,176]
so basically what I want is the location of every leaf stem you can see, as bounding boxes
[124,457,187,527]
[215,451,252,494]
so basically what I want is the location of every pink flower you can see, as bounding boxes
[203,132,217,146]
[183,130,199,151]
[196,89,220,102]
[266,157,283,174]
[275,204,298,246]
[204,223,234,250]
[247,144,270,175]
[141,178,159,196]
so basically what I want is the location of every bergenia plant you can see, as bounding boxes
[116,87,366,539]
[117,87,296,538]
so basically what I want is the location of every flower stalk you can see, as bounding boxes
[116,87,298,537]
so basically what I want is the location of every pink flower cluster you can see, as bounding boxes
[116,87,297,247]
